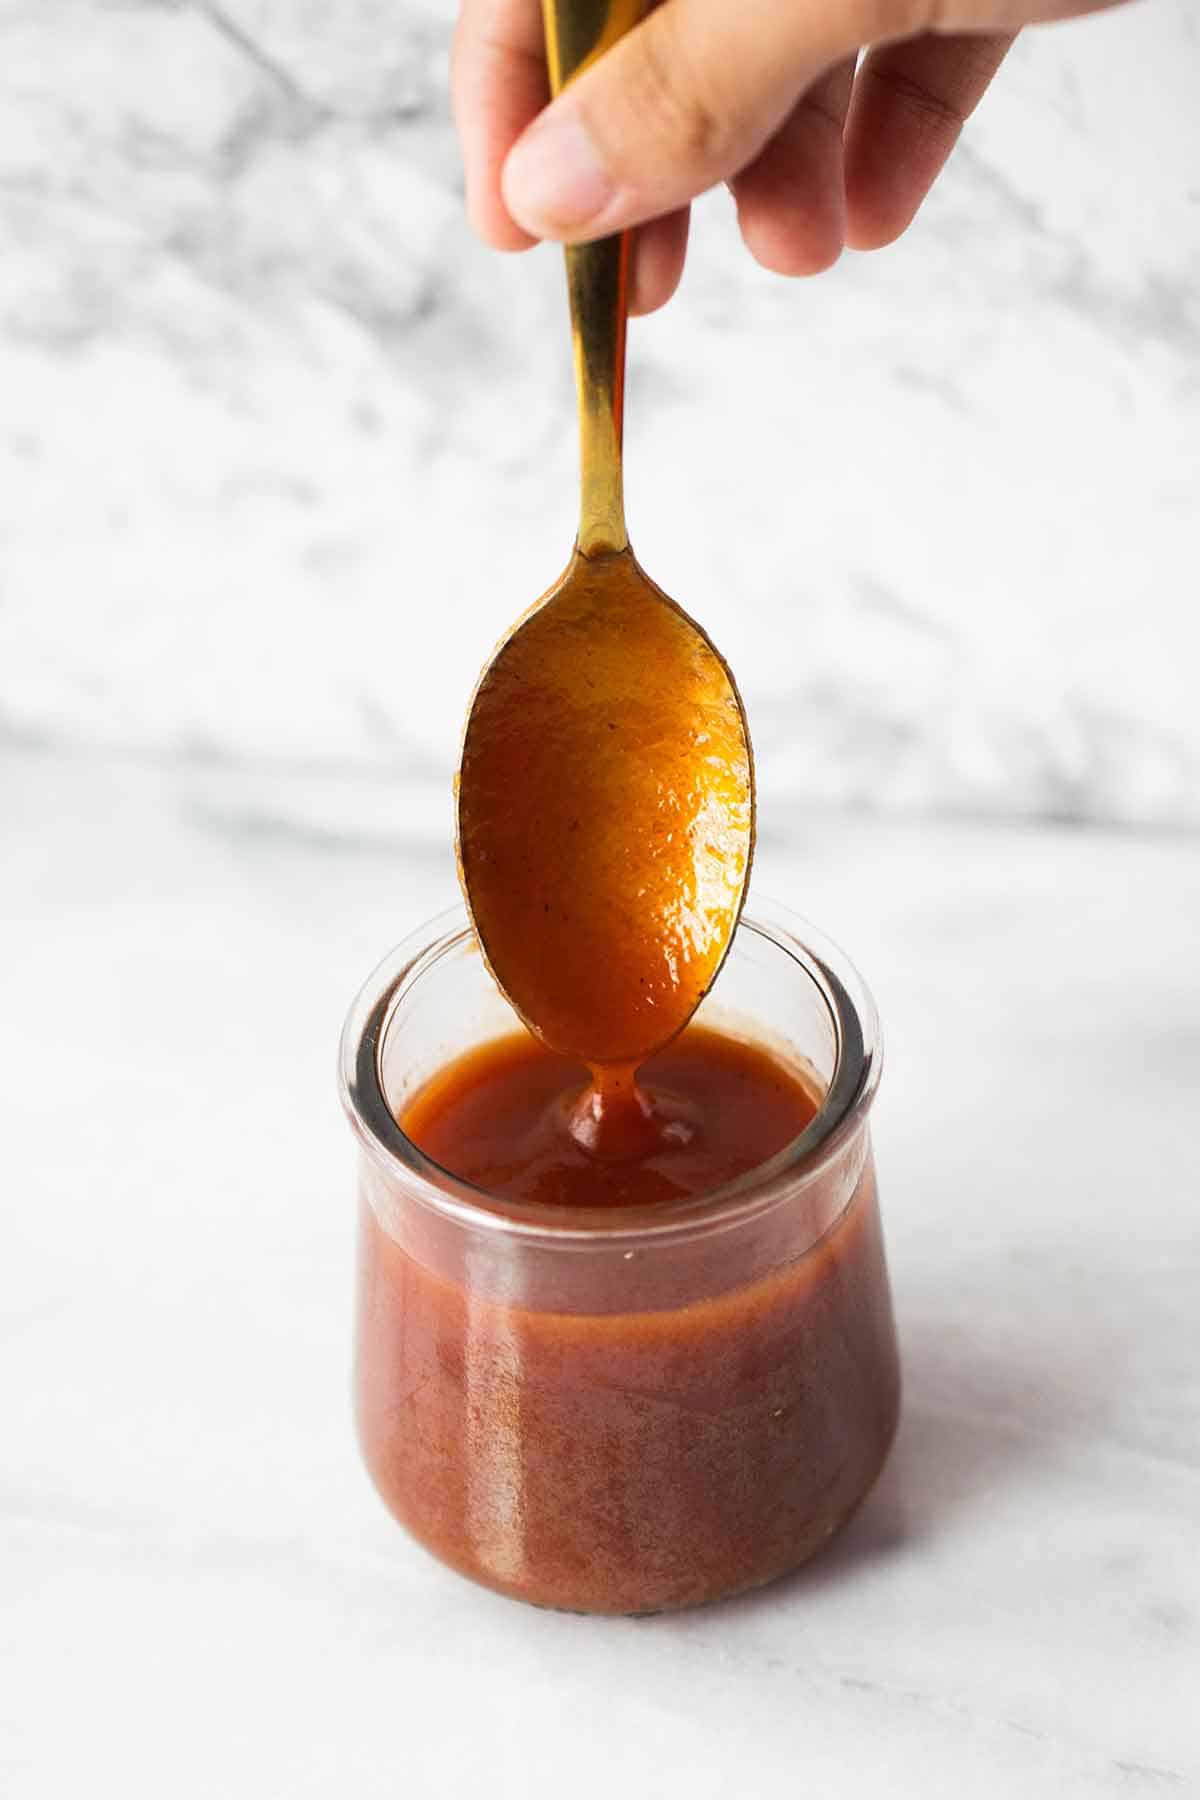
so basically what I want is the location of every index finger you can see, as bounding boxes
[453,0,549,250]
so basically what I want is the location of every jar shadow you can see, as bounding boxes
[707,1311,1077,1616]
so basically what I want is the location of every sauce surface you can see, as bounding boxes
[403,1022,819,1208]
[456,547,753,1071]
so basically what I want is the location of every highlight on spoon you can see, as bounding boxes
[456,546,754,1069]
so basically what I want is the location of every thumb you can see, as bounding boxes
[500,0,926,241]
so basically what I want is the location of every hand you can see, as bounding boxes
[452,0,1126,312]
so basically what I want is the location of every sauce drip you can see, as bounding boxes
[402,1023,817,1209]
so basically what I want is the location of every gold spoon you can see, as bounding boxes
[456,0,754,1096]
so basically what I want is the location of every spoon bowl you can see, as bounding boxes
[458,544,753,1068]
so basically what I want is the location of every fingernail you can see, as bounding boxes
[502,109,614,236]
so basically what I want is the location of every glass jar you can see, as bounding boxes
[339,901,900,1615]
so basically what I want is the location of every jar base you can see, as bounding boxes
[367,1401,900,1618]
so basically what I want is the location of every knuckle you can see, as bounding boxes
[868,61,967,131]
[861,0,956,37]
[799,88,848,139]
[620,13,731,171]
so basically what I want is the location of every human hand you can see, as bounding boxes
[452,0,1126,312]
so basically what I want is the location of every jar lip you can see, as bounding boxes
[337,898,881,1247]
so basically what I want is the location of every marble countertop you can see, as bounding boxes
[2,0,1199,833]
[3,749,1197,1796]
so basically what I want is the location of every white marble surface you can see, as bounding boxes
[3,750,1198,1796]
[1,1,1199,837]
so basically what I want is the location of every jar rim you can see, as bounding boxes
[337,898,881,1247]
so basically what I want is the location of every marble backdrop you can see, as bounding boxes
[1,0,1197,844]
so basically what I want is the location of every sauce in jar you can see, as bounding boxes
[354,1021,900,1614]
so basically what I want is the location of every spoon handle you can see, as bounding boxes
[541,0,646,559]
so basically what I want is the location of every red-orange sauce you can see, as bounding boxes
[401,1024,817,1205]
[456,547,753,1071]
[355,1024,900,1614]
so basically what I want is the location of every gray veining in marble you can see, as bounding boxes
[1,0,1198,842]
